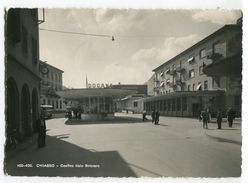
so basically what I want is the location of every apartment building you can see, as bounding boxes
[145,19,242,117]
[40,61,65,111]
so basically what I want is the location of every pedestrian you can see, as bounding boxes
[155,110,160,125]
[151,110,155,123]
[37,109,46,148]
[207,108,211,123]
[216,109,222,129]
[227,108,235,127]
[142,110,147,121]
[201,109,209,129]
[198,109,202,122]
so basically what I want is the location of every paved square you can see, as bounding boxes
[5,113,241,177]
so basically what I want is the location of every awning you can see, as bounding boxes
[165,69,170,74]
[166,79,170,84]
[160,82,165,87]
[196,84,202,91]
[187,57,195,63]
[56,88,137,100]
[160,72,164,77]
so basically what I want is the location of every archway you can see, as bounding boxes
[7,78,19,135]
[21,84,31,136]
[32,88,39,132]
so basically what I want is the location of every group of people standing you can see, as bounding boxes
[200,107,236,129]
[142,110,160,125]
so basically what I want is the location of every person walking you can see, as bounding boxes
[227,108,235,127]
[151,110,155,123]
[155,110,160,125]
[201,109,209,129]
[37,109,47,148]
[216,109,223,129]
[142,110,147,121]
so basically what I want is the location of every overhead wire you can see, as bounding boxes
[39,28,170,39]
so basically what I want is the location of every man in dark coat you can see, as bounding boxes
[142,110,147,121]
[227,108,235,127]
[216,109,223,129]
[155,110,160,125]
[151,110,155,123]
[201,109,209,129]
[37,109,47,148]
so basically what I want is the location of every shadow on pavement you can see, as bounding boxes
[4,134,137,177]
[206,134,242,146]
[64,116,151,125]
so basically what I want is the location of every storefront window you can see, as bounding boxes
[168,99,171,111]
[164,100,167,111]
[177,98,181,111]
[182,97,187,111]
[172,99,175,111]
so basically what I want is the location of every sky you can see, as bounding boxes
[39,9,241,88]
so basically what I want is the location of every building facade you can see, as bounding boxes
[6,8,41,140]
[115,94,146,113]
[40,61,65,111]
[113,84,147,113]
[145,19,242,117]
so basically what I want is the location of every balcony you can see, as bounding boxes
[175,67,186,73]
[153,78,160,82]
[153,86,160,92]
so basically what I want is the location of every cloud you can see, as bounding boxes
[192,10,241,25]
[102,34,201,84]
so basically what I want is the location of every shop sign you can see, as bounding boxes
[88,83,113,88]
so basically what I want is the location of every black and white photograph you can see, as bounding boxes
[1,0,246,182]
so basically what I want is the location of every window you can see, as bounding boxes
[172,99,175,111]
[60,101,62,109]
[177,98,181,111]
[188,85,191,91]
[43,99,46,105]
[48,99,51,105]
[7,9,21,42]
[199,66,203,75]
[200,48,206,58]
[168,99,171,111]
[192,84,195,91]
[56,101,59,109]
[166,79,170,85]
[213,41,224,55]
[160,101,163,111]
[134,101,138,107]
[31,9,37,21]
[164,100,167,110]
[189,69,195,78]
[22,26,28,55]
[182,97,187,111]
[197,82,202,91]
[51,72,54,81]
[213,77,220,88]
[204,81,208,90]
[187,55,195,64]
[235,96,241,105]
[32,38,38,64]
